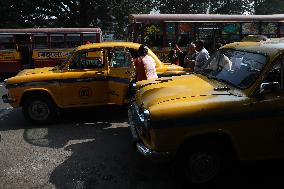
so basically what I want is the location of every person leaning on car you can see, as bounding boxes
[134,45,158,81]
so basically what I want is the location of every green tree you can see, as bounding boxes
[158,0,252,14]
[0,0,36,28]
[109,0,157,39]
[254,0,284,14]
[0,0,156,39]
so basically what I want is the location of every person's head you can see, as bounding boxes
[195,40,205,52]
[187,43,196,53]
[129,48,139,59]
[138,44,148,57]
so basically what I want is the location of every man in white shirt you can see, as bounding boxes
[194,40,210,72]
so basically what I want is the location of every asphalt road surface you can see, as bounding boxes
[1,82,284,189]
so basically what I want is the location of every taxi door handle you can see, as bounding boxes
[95,71,104,75]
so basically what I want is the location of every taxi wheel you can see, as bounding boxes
[175,145,230,187]
[22,95,57,124]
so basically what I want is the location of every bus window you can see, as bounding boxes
[34,34,48,49]
[177,23,194,47]
[83,34,97,44]
[242,23,260,35]
[0,35,14,50]
[66,34,81,48]
[50,34,65,49]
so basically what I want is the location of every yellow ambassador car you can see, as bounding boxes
[2,42,185,124]
[129,39,284,186]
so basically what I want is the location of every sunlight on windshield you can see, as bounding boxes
[200,49,267,89]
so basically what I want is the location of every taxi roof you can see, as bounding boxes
[222,38,284,57]
[77,42,142,51]
[76,41,163,66]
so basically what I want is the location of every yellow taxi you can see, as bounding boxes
[2,42,185,124]
[129,39,284,186]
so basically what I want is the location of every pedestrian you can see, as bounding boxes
[168,44,180,65]
[183,43,197,70]
[134,45,158,81]
[194,40,210,72]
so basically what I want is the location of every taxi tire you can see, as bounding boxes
[174,144,231,188]
[22,95,57,124]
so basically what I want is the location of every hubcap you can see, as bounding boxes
[28,100,50,121]
[186,152,220,184]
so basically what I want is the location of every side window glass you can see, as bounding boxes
[66,34,81,48]
[265,58,282,89]
[69,50,104,70]
[263,57,284,91]
[82,51,104,69]
[69,52,82,69]
[34,34,48,49]
[50,34,65,48]
[109,48,133,68]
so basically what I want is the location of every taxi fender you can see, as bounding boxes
[20,88,60,107]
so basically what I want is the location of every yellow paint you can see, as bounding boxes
[0,50,21,61]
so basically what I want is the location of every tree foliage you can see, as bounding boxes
[254,0,284,14]
[158,0,252,14]
[0,0,283,39]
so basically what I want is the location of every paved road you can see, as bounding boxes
[0,82,178,189]
[1,82,284,189]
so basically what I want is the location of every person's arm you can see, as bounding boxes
[175,44,183,54]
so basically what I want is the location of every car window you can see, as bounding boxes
[109,48,133,68]
[69,50,104,69]
[264,57,284,90]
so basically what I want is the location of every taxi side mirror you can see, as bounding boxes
[260,82,280,94]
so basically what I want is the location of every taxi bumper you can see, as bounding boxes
[128,103,172,160]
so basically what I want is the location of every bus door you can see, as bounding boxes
[15,34,33,69]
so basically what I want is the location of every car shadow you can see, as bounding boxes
[0,105,180,188]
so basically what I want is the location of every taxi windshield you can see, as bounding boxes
[198,49,267,89]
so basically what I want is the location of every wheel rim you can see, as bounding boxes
[28,100,50,121]
[186,152,220,184]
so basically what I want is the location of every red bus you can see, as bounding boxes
[129,14,284,61]
[0,28,102,77]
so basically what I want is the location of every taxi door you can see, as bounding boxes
[60,49,108,107]
[107,47,135,105]
[248,57,284,158]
